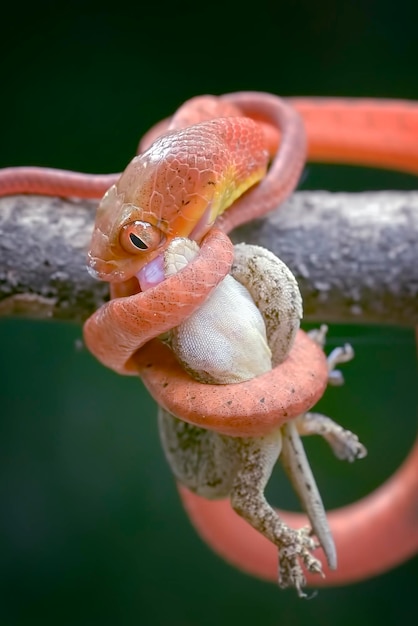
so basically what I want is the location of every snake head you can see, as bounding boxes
[87,183,168,283]
[87,119,269,283]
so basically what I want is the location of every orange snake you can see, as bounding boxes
[1,91,417,587]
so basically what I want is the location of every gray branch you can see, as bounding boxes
[0,191,417,327]
[232,191,418,328]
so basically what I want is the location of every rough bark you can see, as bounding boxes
[0,191,417,327]
[232,191,418,327]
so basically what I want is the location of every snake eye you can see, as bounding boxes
[119,221,165,254]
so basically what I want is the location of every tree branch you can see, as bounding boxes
[0,191,417,327]
[232,191,418,328]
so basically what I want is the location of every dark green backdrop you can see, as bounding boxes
[1,1,417,624]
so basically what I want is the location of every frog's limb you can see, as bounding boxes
[295,412,367,462]
[308,325,355,386]
[158,408,323,597]
[326,344,355,386]
[307,324,329,348]
[228,428,323,597]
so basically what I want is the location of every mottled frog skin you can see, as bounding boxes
[159,239,366,596]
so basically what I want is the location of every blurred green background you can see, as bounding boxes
[1,1,417,624]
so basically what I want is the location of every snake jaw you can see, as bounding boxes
[136,253,166,290]
[87,241,166,283]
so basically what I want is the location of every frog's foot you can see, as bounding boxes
[278,525,323,597]
[296,412,367,462]
[307,324,329,348]
[229,431,325,597]
[326,344,355,386]
[307,325,355,386]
